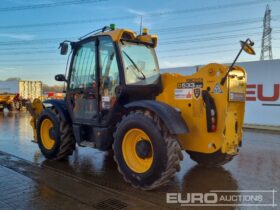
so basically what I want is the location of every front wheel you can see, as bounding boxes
[113,111,183,190]
[14,100,22,111]
[187,150,234,167]
[37,109,75,160]
[7,103,14,112]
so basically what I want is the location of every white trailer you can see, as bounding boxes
[0,80,42,101]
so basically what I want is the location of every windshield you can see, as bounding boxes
[120,41,160,85]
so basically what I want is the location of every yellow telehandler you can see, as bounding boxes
[27,24,255,190]
[0,94,22,112]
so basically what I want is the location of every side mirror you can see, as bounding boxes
[59,42,68,55]
[55,74,67,82]
[220,38,255,85]
[240,40,255,55]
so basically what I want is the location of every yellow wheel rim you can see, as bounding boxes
[122,128,153,173]
[40,118,55,150]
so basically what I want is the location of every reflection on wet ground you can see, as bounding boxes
[0,165,93,210]
[0,111,279,209]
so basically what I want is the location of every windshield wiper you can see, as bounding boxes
[122,50,146,80]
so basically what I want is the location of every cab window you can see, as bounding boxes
[70,41,96,90]
[99,36,120,110]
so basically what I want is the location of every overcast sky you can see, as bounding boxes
[0,0,280,85]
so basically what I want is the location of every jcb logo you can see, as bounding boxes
[246,84,280,101]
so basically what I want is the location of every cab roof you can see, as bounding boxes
[98,29,137,42]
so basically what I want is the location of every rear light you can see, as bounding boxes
[202,90,217,132]
[211,109,217,132]
[211,124,217,132]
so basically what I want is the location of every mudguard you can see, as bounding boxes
[124,100,188,135]
[43,99,72,122]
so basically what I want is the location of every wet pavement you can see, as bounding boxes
[0,165,93,210]
[0,111,279,210]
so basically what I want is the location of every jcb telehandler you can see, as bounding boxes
[27,24,255,190]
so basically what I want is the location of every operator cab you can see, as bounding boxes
[56,25,162,128]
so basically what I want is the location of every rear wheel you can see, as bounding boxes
[113,110,183,190]
[14,100,22,111]
[37,109,75,160]
[187,150,234,167]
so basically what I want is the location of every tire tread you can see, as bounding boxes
[113,110,183,190]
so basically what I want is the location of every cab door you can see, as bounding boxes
[98,36,121,122]
[66,39,98,124]
[98,36,120,121]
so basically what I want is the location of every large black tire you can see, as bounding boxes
[57,117,76,160]
[14,100,22,111]
[7,103,14,112]
[113,110,183,190]
[37,109,75,160]
[187,150,234,167]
